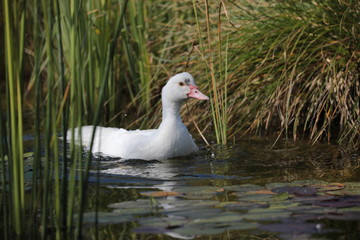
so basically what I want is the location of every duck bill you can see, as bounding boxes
[187,85,209,100]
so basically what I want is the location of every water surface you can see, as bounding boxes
[77,138,360,240]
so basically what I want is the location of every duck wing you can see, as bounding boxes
[67,126,157,158]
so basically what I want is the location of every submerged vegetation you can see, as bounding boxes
[0,0,359,239]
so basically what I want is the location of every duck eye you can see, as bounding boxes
[179,82,185,87]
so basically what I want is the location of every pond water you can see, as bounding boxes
[22,136,360,239]
[67,138,360,240]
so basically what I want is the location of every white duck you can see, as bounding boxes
[68,72,209,160]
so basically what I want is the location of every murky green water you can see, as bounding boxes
[66,138,360,240]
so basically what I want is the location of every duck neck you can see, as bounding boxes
[161,100,183,122]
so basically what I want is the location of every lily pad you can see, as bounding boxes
[243,208,291,221]
[158,199,219,211]
[173,223,228,236]
[217,201,268,211]
[112,207,157,215]
[323,212,360,221]
[327,189,360,196]
[191,212,243,224]
[80,212,134,225]
[272,186,317,196]
[293,194,337,204]
[173,221,258,236]
[259,222,323,234]
[224,184,263,192]
[265,182,290,189]
[268,201,300,210]
[140,191,179,197]
[138,216,189,228]
[337,206,360,213]
[109,199,159,209]
[172,186,224,200]
[246,189,276,195]
[136,212,254,236]
[162,207,222,218]
[315,201,358,208]
[313,183,345,192]
[109,199,160,215]
[272,192,290,201]
[237,193,275,202]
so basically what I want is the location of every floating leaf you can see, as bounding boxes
[217,201,268,211]
[192,212,243,224]
[173,186,224,194]
[243,208,291,221]
[246,189,276,195]
[259,222,323,234]
[290,206,337,215]
[265,182,290,189]
[337,206,360,213]
[80,212,133,225]
[313,183,345,192]
[272,192,290,201]
[224,184,263,192]
[109,199,159,209]
[225,222,259,231]
[173,221,258,236]
[269,201,300,210]
[237,193,275,202]
[293,194,337,204]
[109,199,160,215]
[158,199,219,210]
[327,189,360,196]
[323,212,360,221]
[141,191,179,197]
[272,186,317,196]
[171,186,224,200]
[162,207,222,219]
[138,216,189,228]
[315,201,358,208]
[173,223,229,236]
[112,207,157,215]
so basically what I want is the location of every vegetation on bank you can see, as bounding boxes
[0,0,359,239]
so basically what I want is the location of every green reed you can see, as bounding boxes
[1,0,129,239]
[191,0,229,145]
[2,0,26,236]
[76,1,129,237]
[125,0,152,111]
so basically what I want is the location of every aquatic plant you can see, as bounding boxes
[2,0,26,236]
[1,0,128,238]
[217,0,360,147]
[165,0,360,147]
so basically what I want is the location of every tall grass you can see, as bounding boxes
[190,0,229,145]
[2,0,25,236]
[219,0,360,146]
[127,0,152,111]
[158,0,359,147]
[1,0,129,239]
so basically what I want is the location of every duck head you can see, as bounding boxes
[162,72,209,103]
